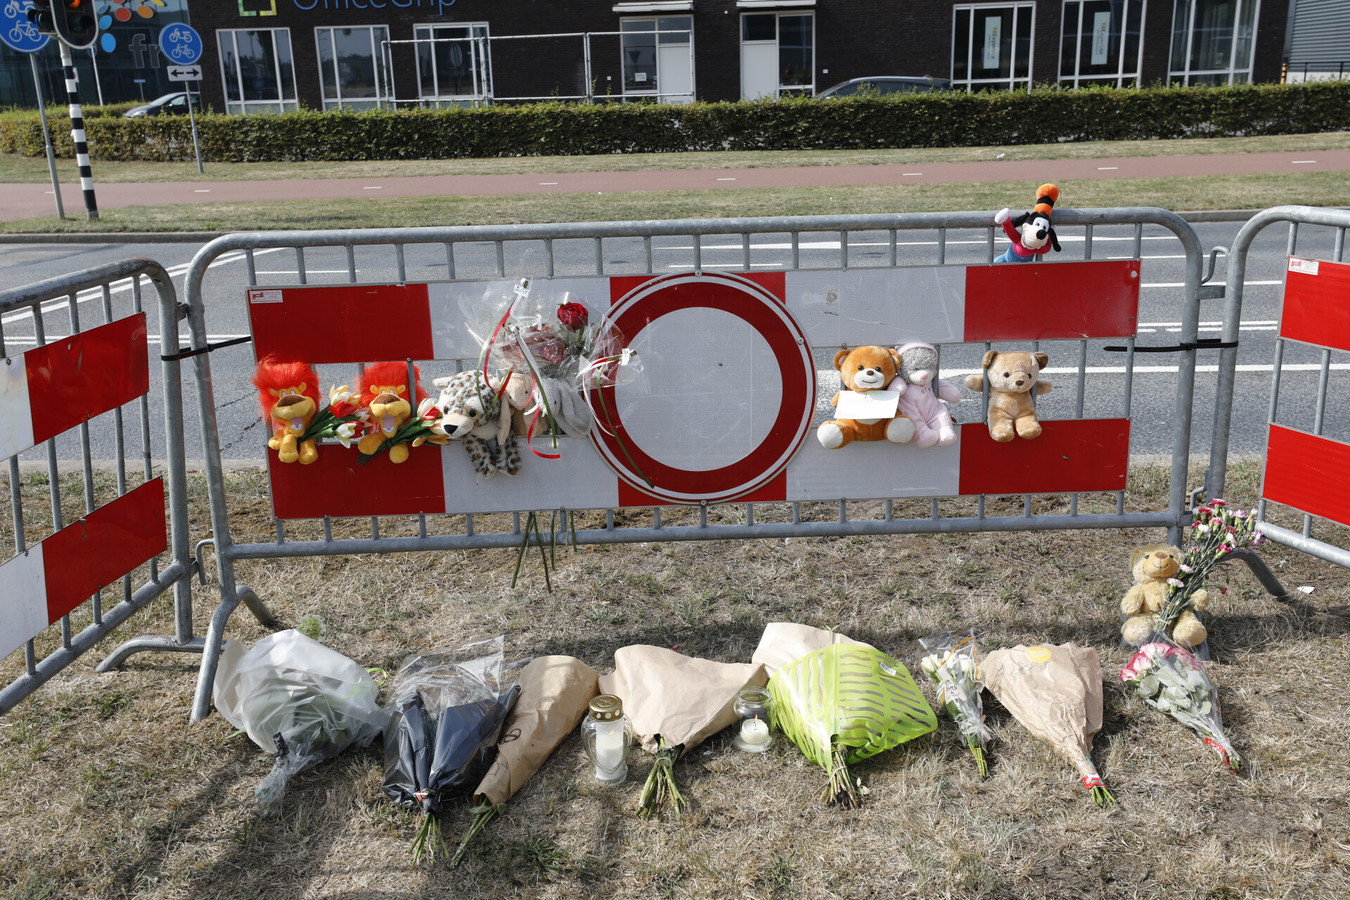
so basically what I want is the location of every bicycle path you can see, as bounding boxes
[2,148,1347,225]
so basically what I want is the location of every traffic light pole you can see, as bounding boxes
[29,53,65,220]
[56,39,97,221]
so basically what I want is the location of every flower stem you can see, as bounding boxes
[637,740,686,818]
[450,802,505,868]
[825,743,861,807]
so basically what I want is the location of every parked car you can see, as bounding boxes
[815,76,953,98]
[123,91,200,118]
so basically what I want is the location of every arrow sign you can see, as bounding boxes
[167,65,202,82]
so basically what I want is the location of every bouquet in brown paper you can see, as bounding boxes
[981,642,1115,808]
[599,646,765,818]
[450,656,600,867]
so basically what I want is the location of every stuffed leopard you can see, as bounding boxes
[432,370,527,478]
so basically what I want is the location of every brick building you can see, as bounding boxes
[0,0,1293,111]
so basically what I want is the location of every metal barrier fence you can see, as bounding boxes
[0,259,200,716]
[1208,205,1350,568]
[180,208,1216,721]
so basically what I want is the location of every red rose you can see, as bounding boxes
[557,302,589,331]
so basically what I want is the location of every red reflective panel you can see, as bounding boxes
[958,419,1130,495]
[25,314,148,446]
[42,479,166,622]
[1263,425,1350,528]
[247,284,435,364]
[964,260,1140,341]
[1280,258,1350,353]
[267,447,446,519]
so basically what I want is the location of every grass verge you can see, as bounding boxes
[1,458,1348,899]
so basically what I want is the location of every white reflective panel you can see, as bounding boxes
[787,268,966,347]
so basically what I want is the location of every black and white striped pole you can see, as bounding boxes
[56,39,97,221]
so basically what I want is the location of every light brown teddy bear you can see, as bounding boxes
[817,345,915,449]
[964,349,1052,442]
[1120,544,1208,648]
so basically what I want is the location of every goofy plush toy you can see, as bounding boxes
[994,183,1061,263]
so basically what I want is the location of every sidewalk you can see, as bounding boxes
[2,147,1347,228]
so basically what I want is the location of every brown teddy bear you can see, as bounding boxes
[817,345,915,449]
[963,349,1052,442]
[1120,544,1208,648]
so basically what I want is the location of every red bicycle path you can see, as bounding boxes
[2,147,1347,225]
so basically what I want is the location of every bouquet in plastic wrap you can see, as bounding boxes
[982,642,1115,808]
[213,629,390,814]
[755,623,937,807]
[919,631,992,777]
[598,645,764,818]
[381,637,522,864]
[450,656,599,866]
[1121,642,1240,771]
[464,279,640,447]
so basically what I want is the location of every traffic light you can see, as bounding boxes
[52,0,99,51]
[26,1,56,33]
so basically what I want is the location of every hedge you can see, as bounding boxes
[1,81,1347,163]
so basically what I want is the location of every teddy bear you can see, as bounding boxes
[816,345,915,449]
[434,369,532,477]
[887,342,961,448]
[994,183,1061,263]
[251,358,322,465]
[1120,544,1209,648]
[964,349,1052,442]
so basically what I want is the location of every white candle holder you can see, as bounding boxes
[732,686,774,752]
[581,694,633,784]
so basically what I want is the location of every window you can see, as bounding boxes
[1169,0,1260,85]
[739,12,814,99]
[1060,0,1145,87]
[217,28,298,114]
[316,26,391,110]
[952,4,1035,92]
[620,16,694,101]
[416,23,491,106]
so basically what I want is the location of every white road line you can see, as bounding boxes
[1097,166,1119,171]
[1291,160,1317,165]
[716,177,736,181]
[539,182,559,186]
[363,186,383,190]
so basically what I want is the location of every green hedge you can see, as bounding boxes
[2,81,1347,162]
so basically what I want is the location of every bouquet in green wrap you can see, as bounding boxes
[768,641,937,807]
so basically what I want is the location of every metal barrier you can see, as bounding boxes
[181,208,1216,721]
[0,259,199,716]
[1209,205,1350,568]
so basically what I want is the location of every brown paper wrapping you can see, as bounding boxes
[473,656,600,806]
[598,646,766,754]
[981,642,1104,778]
[750,622,871,677]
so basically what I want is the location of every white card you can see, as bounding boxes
[834,389,900,419]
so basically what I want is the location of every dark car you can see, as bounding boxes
[123,91,200,118]
[815,76,953,98]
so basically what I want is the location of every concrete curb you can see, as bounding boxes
[0,210,1262,244]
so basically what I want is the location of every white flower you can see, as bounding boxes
[335,421,358,448]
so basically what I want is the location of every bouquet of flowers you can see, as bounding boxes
[1157,500,1265,642]
[918,631,991,777]
[212,629,390,814]
[1121,642,1241,770]
[764,634,937,808]
[598,645,763,818]
[450,656,600,866]
[982,643,1115,808]
[381,637,522,864]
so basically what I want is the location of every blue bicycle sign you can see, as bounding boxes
[158,22,202,66]
[0,0,51,53]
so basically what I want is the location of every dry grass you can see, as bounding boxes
[2,459,1348,900]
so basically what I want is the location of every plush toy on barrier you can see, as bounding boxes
[433,369,532,478]
[355,361,430,464]
[994,183,1061,263]
[1120,544,1209,648]
[252,358,323,465]
[964,349,1052,442]
[817,345,915,449]
[889,342,961,448]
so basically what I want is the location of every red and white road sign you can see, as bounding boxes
[249,261,1139,519]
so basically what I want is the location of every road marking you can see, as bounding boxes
[716,177,736,181]
[902,172,923,176]
[363,186,383,190]
[1292,160,1317,165]
[194,189,211,193]
[539,182,559,185]
[1097,166,1119,171]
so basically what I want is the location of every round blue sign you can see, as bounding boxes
[158,23,203,66]
[0,2,52,54]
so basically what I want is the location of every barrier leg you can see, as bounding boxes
[1231,549,1290,600]
[190,584,279,723]
[96,636,205,672]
